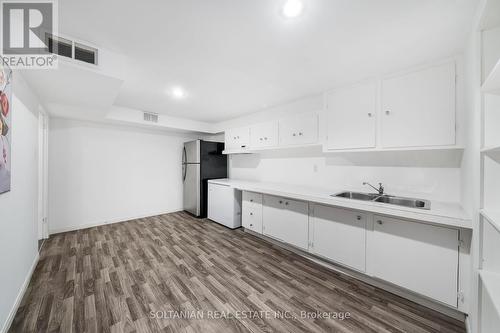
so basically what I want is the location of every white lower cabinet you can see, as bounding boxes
[242,191,263,233]
[241,191,462,308]
[367,215,459,307]
[310,205,367,272]
[262,195,309,250]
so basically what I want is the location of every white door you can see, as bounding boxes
[326,82,377,150]
[242,191,263,233]
[262,195,309,250]
[367,215,459,307]
[279,113,318,146]
[381,61,456,148]
[250,122,278,148]
[310,205,366,272]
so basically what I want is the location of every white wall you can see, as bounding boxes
[0,74,41,333]
[230,148,462,202]
[48,118,195,233]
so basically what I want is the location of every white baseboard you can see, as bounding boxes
[1,252,40,333]
[48,208,184,235]
[465,315,473,333]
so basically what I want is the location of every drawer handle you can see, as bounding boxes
[250,212,253,216]
[264,137,268,140]
[385,110,390,115]
[299,132,303,136]
[259,138,263,141]
[293,133,296,136]
[250,199,253,202]
[377,220,383,225]
[285,202,289,205]
[279,200,283,204]
[357,215,362,220]
[250,224,253,227]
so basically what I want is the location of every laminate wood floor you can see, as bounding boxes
[9,212,466,333]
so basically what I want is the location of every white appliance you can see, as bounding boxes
[207,181,241,229]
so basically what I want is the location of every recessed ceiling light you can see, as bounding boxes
[282,0,304,18]
[170,87,186,99]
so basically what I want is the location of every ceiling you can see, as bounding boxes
[25,0,478,124]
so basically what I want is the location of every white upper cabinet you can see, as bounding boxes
[326,82,377,150]
[381,61,456,148]
[225,127,250,150]
[279,113,318,146]
[250,121,279,148]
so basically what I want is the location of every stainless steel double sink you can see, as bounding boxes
[332,191,431,210]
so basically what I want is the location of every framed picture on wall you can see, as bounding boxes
[0,63,12,194]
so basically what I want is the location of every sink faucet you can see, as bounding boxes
[363,182,384,195]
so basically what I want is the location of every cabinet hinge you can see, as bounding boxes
[458,239,464,248]
[457,291,464,303]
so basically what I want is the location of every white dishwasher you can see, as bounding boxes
[207,181,241,229]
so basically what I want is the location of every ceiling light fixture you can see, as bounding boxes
[282,0,304,18]
[170,87,186,99]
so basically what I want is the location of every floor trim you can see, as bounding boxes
[1,252,40,333]
[49,209,184,235]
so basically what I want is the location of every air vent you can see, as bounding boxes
[46,35,72,58]
[74,43,98,65]
[143,112,159,123]
[45,34,98,65]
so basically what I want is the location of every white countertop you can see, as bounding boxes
[208,178,472,229]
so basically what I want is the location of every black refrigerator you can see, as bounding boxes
[182,140,227,217]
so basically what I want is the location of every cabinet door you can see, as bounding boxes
[381,62,456,148]
[225,127,250,150]
[279,113,318,146]
[310,205,366,272]
[326,82,376,150]
[242,192,263,233]
[367,215,459,307]
[250,122,278,148]
[262,195,309,250]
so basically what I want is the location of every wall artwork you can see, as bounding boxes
[0,63,12,194]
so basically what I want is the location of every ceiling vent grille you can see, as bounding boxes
[46,34,98,65]
[143,112,159,123]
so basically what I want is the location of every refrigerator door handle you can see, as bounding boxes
[182,146,187,165]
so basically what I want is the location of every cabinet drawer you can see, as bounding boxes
[243,191,262,205]
[242,191,263,233]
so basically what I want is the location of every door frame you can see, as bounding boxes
[37,107,49,241]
